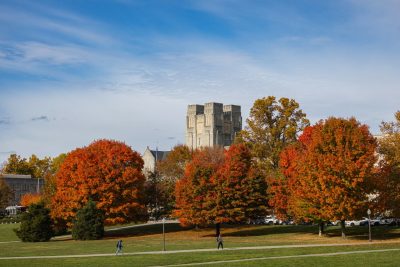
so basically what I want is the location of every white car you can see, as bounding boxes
[346,218,368,227]
[265,215,282,225]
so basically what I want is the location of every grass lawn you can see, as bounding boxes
[0,223,20,242]
[1,223,400,266]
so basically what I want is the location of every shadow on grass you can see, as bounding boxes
[222,224,400,241]
[104,223,191,238]
[324,225,400,240]
[222,225,318,237]
[103,221,400,242]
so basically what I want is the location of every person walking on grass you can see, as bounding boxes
[116,239,123,255]
[217,234,223,250]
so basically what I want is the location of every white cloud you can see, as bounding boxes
[15,42,90,65]
[0,4,113,45]
[1,0,399,163]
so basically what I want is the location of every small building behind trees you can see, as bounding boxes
[1,174,44,206]
[142,147,170,176]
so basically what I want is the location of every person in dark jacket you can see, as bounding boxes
[217,234,223,250]
[116,240,123,255]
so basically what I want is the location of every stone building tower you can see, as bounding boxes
[186,102,242,150]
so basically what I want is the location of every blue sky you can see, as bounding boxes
[0,0,399,162]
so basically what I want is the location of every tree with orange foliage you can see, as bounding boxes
[272,118,376,237]
[268,126,314,221]
[20,193,42,207]
[212,144,267,234]
[51,139,147,226]
[175,145,267,236]
[374,111,400,217]
[174,147,224,227]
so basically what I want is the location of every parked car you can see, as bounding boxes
[265,215,281,225]
[373,217,395,226]
[329,220,341,226]
[346,218,368,227]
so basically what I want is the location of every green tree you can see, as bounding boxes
[2,153,53,179]
[2,154,32,176]
[157,145,192,182]
[72,199,105,240]
[14,202,54,242]
[144,171,173,220]
[27,155,52,179]
[237,96,309,176]
[42,153,67,205]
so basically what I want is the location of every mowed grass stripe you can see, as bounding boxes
[0,242,399,260]
[151,248,400,267]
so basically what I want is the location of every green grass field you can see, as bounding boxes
[1,223,400,266]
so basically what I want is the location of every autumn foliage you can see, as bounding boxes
[51,139,147,226]
[237,96,309,176]
[157,144,192,182]
[174,147,224,226]
[212,144,268,223]
[374,111,400,217]
[20,193,42,207]
[174,144,267,227]
[269,118,377,225]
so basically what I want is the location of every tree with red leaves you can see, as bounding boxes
[51,139,147,226]
[175,145,267,236]
[212,144,268,234]
[271,118,377,237]
[174,147,224,228]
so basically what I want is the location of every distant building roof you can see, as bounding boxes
[1,174,32,179]
[150,150,170,161]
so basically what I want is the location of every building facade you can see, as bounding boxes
[142,147,170,176]
[186,102,242,150]
[1,174,44,205]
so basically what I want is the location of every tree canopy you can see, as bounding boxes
[212,144,268,224]
[0,177,13,209]
[15,202,54,242]
[72,199,105,240]
[174,145,268,234]
[51,139,147,226]
[375,111,400,217]
[157,144,192,182]
[269,118,377,236]
[146,145,192,219]
[174,147,224,227]
[1,153,66,206]
[20,193,42,207]
[237,96,309,176]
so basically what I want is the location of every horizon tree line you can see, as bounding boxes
[0,96,399,241]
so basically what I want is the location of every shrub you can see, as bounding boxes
[72,199,104,240]
[14,203,54,242]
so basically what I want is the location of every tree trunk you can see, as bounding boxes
[318,221,324,237]
[340,220,346,239]
[216,223,221,237]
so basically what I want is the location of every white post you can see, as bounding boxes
[162,218,166,251]
[367,209,372,242]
